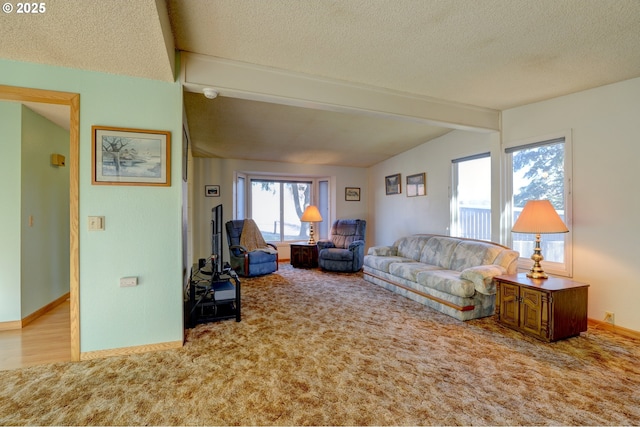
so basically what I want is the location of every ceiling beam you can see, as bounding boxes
[180,53,500,133]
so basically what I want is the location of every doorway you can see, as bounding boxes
[0,85,80,362]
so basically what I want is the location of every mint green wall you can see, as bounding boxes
[0,59,183,352]
[21,105,70,317]
[0,102,22,321]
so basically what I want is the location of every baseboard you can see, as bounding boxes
[0,292,70,330]
[0,320,22,331]
[80,340,183,361]
[21,292,71,328]
[588,318,640,340]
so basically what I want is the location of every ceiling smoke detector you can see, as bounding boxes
[202,88,219,99]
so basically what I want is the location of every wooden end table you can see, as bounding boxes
[290,243,318,268]
[494,273,589,342]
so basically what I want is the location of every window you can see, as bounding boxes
[238,175,330,243]
[505,133,572,277]
[451,153,491,240]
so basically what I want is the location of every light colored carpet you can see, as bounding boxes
[1,263,639,425]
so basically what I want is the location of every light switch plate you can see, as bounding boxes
[88,216,104,231]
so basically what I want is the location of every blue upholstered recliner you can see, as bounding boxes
[225,220,278,277]
[317,219,366,272]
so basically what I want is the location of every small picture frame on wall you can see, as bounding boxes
[406,172,427,197]
[385,173,401,195]
[205,185,220,197]
[345,187,361,201]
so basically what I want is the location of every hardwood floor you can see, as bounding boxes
[0,300,71,371]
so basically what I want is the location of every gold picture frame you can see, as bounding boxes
[385,173,401,195]
[92,125,171,186]
[345,187,360,201]
[406,172,426,197]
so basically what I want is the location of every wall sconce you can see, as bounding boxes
[51,154,66,167]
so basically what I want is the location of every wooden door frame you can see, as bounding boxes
[0,84,80,361]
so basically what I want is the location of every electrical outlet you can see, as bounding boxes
[604,311,615,325]
[120,277,138,287]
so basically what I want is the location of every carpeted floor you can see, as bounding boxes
[1,263,639,425]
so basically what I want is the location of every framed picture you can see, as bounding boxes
[385,173,401,195]
[205,185,220,197]
[345,187,361,201]
[406,172,427,197]
[92,125,171,186]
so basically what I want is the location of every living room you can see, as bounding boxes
[1,0,639,415]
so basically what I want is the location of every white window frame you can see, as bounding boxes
[503,130,573,277]
[450,152,491,240]
[234,173,332,243]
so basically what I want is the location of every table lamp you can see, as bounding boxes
[301,205,323,245]
[511,200,568,279]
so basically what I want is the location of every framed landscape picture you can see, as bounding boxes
[345,187,360,201]
[385,173,401,195]
[205,185,220,197]
[406,172,426,197]
[92,125,171,186]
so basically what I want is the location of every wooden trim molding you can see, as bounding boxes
[0,85,80,362]
[0,292,70,332]
[21,292,70,328]
[0,320,22,331]
[80,341,183,361]
[588,318,640,341]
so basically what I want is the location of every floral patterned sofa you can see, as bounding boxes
[363,234,519,321]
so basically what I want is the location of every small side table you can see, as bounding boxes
[494,273,589,342]
[291,243,318,268]
[187,264,241,328]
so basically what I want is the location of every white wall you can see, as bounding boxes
[367,130,495,247]
[370,77,640,332]
[502,77,640,331]
[191,157,368,261]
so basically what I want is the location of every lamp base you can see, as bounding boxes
[526,233,548,279]
[307,223,316,245]
[526,269,548,280]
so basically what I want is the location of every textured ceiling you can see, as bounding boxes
[168,0,640,110]
[2,0,640,166]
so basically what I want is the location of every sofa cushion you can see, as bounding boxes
[460,265,507,295]
[395,235,432,260]
[389,262,443,282]
[415,269,475,298]
[419,236,460,268]
[368,246,396,257]
[363,255,414,273]
[449,241,503,272]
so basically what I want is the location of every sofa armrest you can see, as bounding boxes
[367,246,397,256]
[460,265,507,295]
[317,240,335,251]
